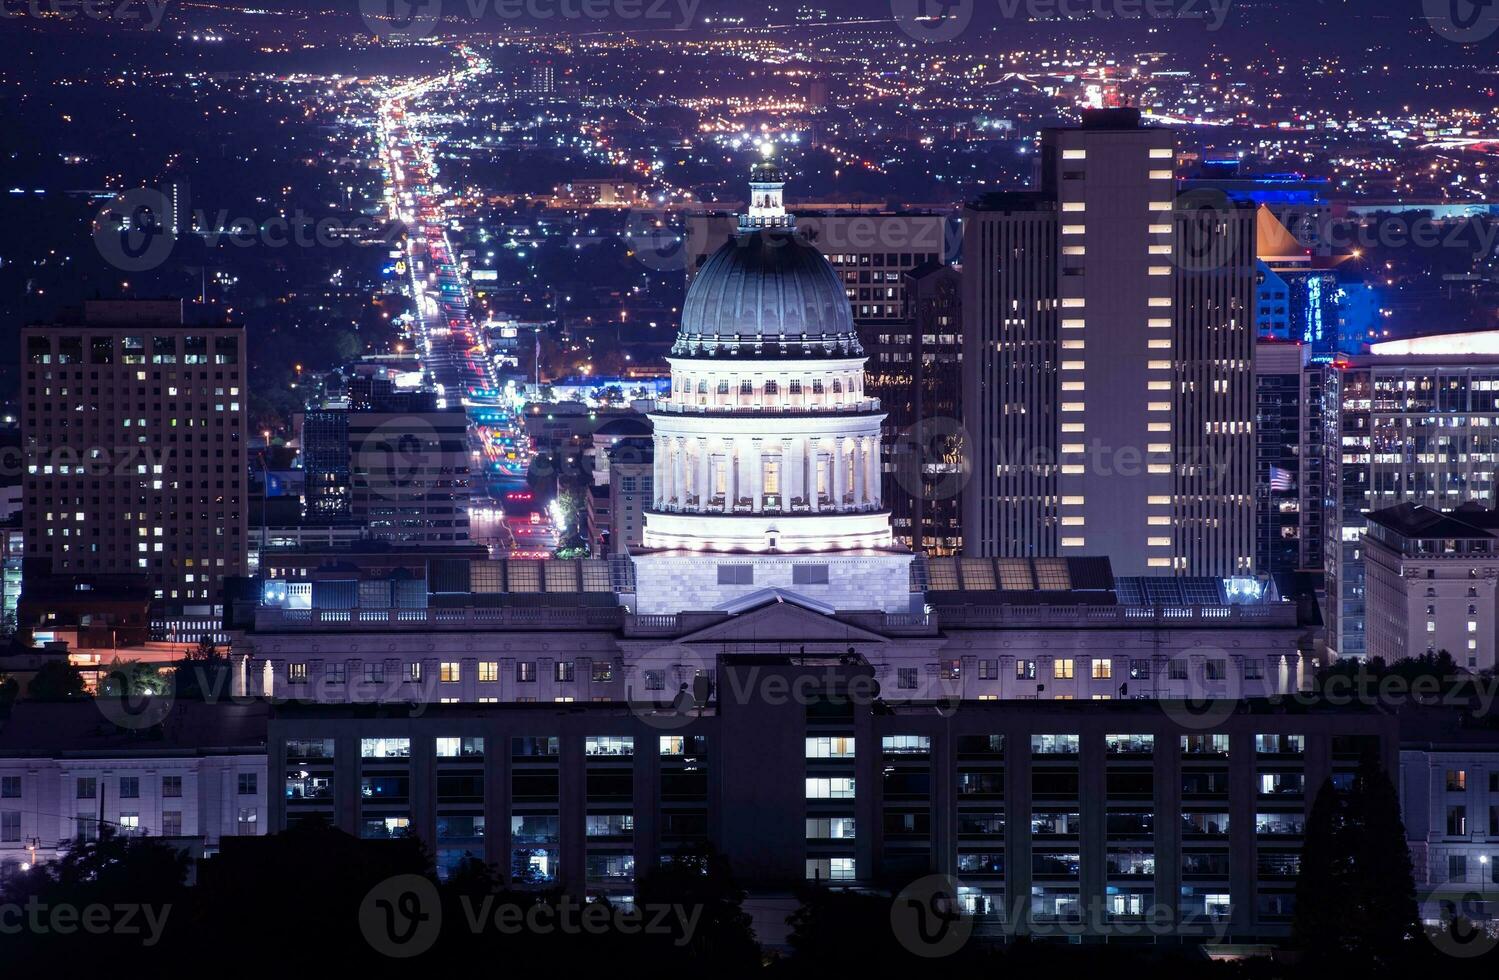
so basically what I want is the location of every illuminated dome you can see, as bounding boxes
[643,160,893,558]
[673,230,863,359]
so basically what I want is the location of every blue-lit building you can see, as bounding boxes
[1181,160,1329,246]
[1185,162,1374,355]
[1256,263,1373,354]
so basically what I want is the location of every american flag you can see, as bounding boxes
[1269,465,1296,492]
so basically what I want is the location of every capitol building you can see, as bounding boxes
[635,159,914,614]
[4,163,1421,945]
[231,164,1317,706]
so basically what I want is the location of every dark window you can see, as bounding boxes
[717,565,753,585]
[792,564,829,585]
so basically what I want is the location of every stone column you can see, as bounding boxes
[652,436,664,507]
[723,438,734,507]
[697,438,711,510]
[785,440,797,509]
[673,438,686,506]
[811,441,823,513]
[832,437,847,508]
[852,437,865,506]
[865,435,880,507]
[786,437,802,507]
[751,438,764,513]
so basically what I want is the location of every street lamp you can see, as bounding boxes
[1481,855,1492,924]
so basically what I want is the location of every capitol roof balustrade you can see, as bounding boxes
[652,397,882,415]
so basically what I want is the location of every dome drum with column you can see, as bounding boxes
[642,160,897,555]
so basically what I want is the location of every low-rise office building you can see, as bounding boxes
[1364,503,1499,671]
[268,658,1395,941]
[1400,707,1499,925]
[0,701,269,876]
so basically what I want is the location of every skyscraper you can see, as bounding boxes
[21,299,247,603]
[300,406,351,519]
[961,108,1256,578]
[874,261,963,555]
[1254,339,1306,578]
[347,387,472,546]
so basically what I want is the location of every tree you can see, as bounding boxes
[333,328,364,363]
[0,828,190,969]
[191,635,221,661]
[1348,751,1421,960]
[787,885,926,968]
[1316,651,1469,702]
[0,674,17,718]
[98,659,170,699]
[1293,778,1347,952]
[1294,752,1419,971]
[634,845,759,967]
[185,818,432,969]
[25,659,85,700]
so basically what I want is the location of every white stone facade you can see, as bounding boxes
[1365,532,1499,672]
[232,600,1313,706]
[643,164,897,557]
[631,551,916,615]
[0,753,267,872]
[1400,745,1499,923]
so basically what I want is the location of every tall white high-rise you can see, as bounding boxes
[961,108,1256,578]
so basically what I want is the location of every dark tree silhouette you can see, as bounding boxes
[24,659,85,700]
[0,828,190,969]
[1294,753,1419,972]
[191,635,221,661]
[0,674,17,718]
[634,844,759,967]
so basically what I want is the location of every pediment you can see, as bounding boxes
[675,591,889,645]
